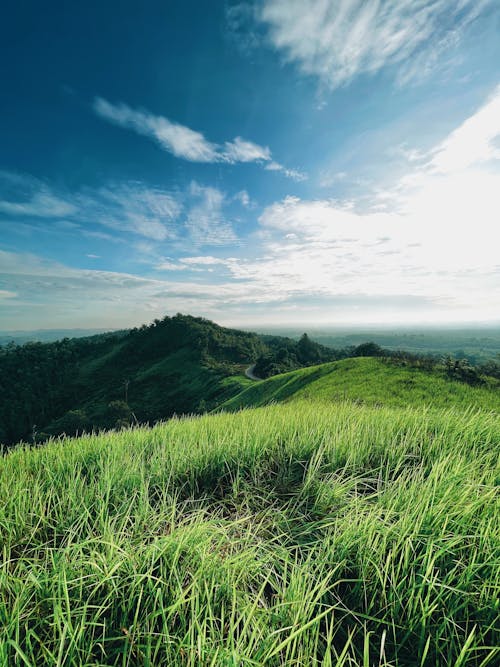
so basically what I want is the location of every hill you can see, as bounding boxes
[1,400,498,665]
[0,328,118,346]
[1,314,498,447]
[0,315,262,446]
[220,357,500,413]
[0,315,341,447]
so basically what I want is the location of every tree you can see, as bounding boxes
[297,334,320,363]
[53,409,90,437]
[107,400,133,428]
[353,342,384,357]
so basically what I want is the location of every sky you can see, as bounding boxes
[1,0,500,330]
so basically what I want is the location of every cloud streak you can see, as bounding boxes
[94,97,219,162]
[93,97,305,179]
[0,174,239,247]
[256,0,492,89]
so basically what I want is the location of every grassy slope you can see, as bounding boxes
[220,357,500,412]
[1,400,499,666]
[78,345,251,424]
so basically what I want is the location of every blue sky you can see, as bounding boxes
[1,0,500,329]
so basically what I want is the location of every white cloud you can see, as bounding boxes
[181,256,230,266]
[224,136,271,162]
[0,189,76,217]
[241,86,500,321]
[234,189,252,208]
[147,85,500,323]
[3,87,500,327]
[429,84,500,173]
[0,173,182,241]
[256,0,492,89]
[0,172,77,218]
[264,161,307,181]
[85,185,181,241]
[93,97,302,178]
[0,173,243,249]
[94,97,219,162]
[155,261,188,271]
[185,182,238,247]
[0,249,279,329]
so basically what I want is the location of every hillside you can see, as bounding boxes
[1,400,498,665]
[221,357,500,413]
[0,315,342,447]
[0,315,263,446]
[1,314,498,448]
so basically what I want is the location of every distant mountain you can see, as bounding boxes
[0,328,119,346]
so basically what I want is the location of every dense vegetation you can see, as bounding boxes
[0,315,265,446]
[1,315,349,446]
[1,399,498,665]
[253,333,339,377]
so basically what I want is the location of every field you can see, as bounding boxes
[1,393,499,665]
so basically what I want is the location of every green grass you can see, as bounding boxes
[220,357,500,413]
[1,399,499,666]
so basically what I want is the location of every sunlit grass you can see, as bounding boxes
[220,357,500,413]
[1,400,499,665]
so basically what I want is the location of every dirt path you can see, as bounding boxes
[245,364,262,381]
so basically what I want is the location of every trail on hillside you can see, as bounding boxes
[245,364,262,381]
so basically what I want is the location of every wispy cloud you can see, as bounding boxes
[0,190,76,217]
[255,0,493,89]
[150,85,500,322]
[4,87,500,327]
[0,171,76,218]
[93,97,304,178]
[233,189,253,208]
[94,97,219,162]
[80,185,182,241]
[0,289,17,300]
[185,182,238,247]
[223,136,271,162]
[0,172,243,249]
[0,173,182,242]
[264,160,307,182]
[241,85,500,320]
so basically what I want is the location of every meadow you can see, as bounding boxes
[221,358,500,413]
[1,396,499,665]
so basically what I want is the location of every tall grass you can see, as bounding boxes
[1,401,499,665]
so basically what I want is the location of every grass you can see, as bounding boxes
[220,357,500,413]
[1,398,499,666]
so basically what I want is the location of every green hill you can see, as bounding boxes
[2,314,498,447]
[1,400,499,665]
[0,314,343,447]
[220,357,500,413]
[0,314,264,446]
